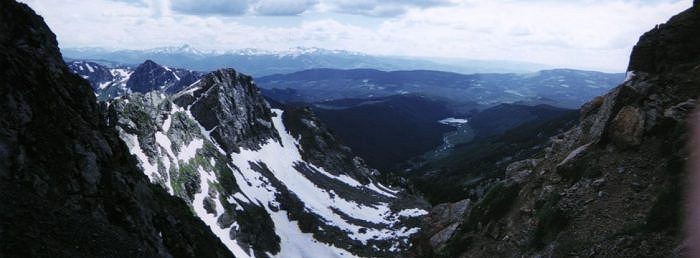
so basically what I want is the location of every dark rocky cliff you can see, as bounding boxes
[0,1,232,257]
[413,3,700,257]
[173,69,279,153]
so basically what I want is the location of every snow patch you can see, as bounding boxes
[164,66,181,81]
[397,208,429,217]
[192,167,250,257]
[123,134,158,181]
[162,114,172,132]
[155,131,175,159]
[177,138,203,162]
[438,117,468,125]
[271,211,357,258]
[229,109,422,247]
[504,89,526,97]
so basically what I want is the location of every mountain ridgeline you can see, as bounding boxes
[63,46,554,77]
[413,3,700,257]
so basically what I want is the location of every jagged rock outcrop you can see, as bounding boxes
[413,3,699,257]
[67,60,115,90]
[0,1,232,257]
[173,69,279,153]
[110,67,430,257]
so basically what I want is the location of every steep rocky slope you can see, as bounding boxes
[413,3,699,257]
[108,68,429,257]
[0,1,232,257]
[407,106,579,204]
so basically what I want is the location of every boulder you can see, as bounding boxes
[608,105,645,148]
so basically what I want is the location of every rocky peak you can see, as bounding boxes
[127,59,178,93]
[0,1,231,257]
[174,68,278,153]
[141,59,161,69]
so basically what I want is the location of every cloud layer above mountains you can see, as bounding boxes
[21,0,692,71]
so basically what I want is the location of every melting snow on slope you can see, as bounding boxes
[230,109,422,248]
[122,134,159,182]
[124,103,424,257]
[270,211,355,258]
[177,138,203,161]
[163,66,181,81]
[162,114,172,132]
[192,166,251,258]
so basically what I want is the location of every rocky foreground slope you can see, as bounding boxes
[413,3,700,257]
[0,1,232,257]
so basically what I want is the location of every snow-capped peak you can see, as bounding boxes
[224,46,367,58]
[146,44,205,55]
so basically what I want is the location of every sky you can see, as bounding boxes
[20,0,693,72]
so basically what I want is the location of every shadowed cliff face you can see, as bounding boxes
[0,1,232,257]
[628,2,700,74]
[413,4,700,257]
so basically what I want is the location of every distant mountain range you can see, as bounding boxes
[62,45,556,77]
[257,68,625,109]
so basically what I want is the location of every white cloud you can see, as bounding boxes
[252,0,319,15]
[166,0,320,16]
[169,0,250,16]
[19,0,693,71]
[321,0,453,17]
